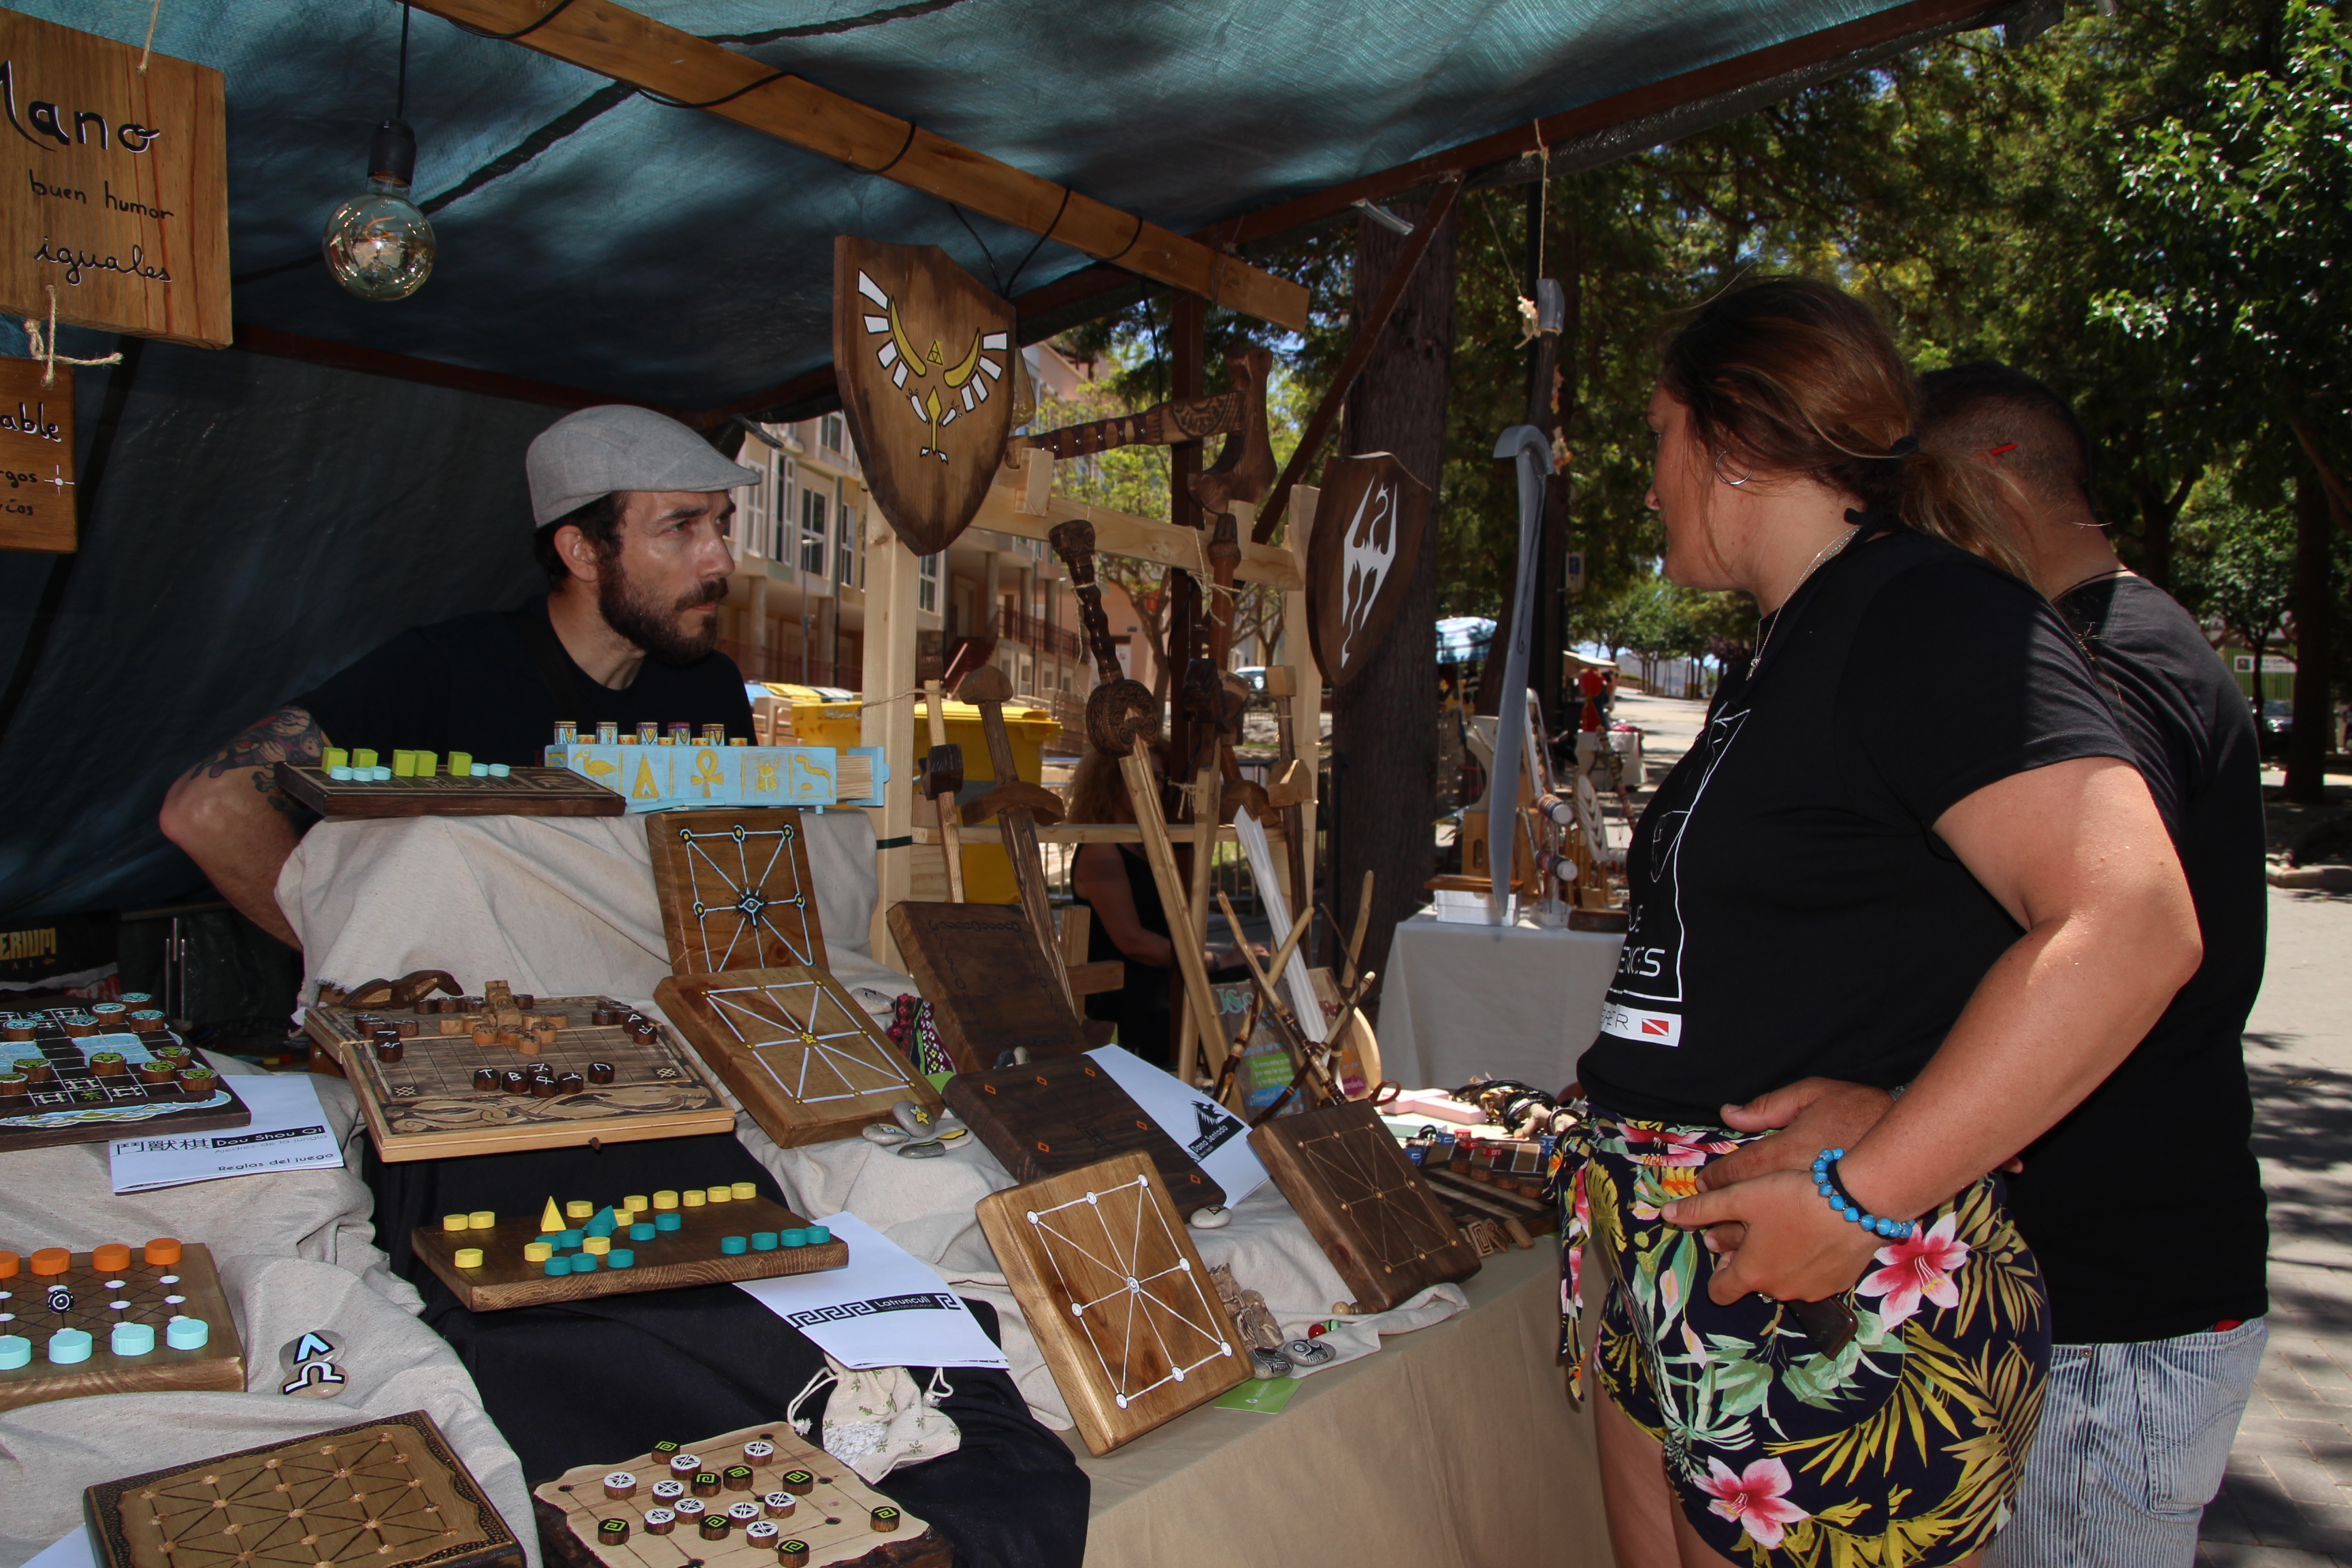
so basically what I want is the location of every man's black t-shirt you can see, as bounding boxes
[290,593,754,766]
[2001,574,2268,1343]
[1577,530,2129,1124]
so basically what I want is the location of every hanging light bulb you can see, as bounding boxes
[322,119,434,301]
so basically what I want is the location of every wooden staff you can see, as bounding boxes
[1120,739,1229,1080]
[1262,665,1312,919]
[1173,760,1223,1085]
[1048,519,1160,755]
[956,663,1073,1014]
[922,681,966,903]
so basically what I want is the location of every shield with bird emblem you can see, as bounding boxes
[833,236,1017,557]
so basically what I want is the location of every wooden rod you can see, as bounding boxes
[1173,760,1223,1084]
[922,681,965,903]
[1121,740,1229,1083]
[410,0,1308,331]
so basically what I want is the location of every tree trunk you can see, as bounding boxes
[2284,467,2334,802]
[2133,479,2176,593]
[1330,194,1458,992]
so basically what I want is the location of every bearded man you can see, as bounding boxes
[159,405,758,946]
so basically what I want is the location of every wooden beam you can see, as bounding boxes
[972,474,1303,591]
[408,0,1308,333]
[231,323,688,417]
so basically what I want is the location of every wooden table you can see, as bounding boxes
[1378,911,1624,1092]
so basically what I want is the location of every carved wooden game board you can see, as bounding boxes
[0,1239,244,1414]
[0,1011,249,1153]
[533,1420,948,1568]
[1248,1100,1481,1312]
[83,1409,523,1568]
[975,1153,1247,1455]
[647,811,829,977]
[301,995,732,1161]
[655,967,943,1149]
[884,902,1087,1071]
[276,762,623,819]
[944,1056,1226,1216]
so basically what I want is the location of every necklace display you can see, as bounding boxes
[1748,525,1861,674]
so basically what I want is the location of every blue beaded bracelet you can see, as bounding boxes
[1812,1148,1916,1241]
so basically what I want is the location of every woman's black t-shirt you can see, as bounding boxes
[1575,530,2130,1124]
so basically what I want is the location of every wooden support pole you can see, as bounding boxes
[861,529,922,968]
[1121,741,1229,1083]
[408,0,1306,331]
[921,681,966,903]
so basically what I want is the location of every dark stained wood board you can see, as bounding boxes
[276,762,624,819]
[411,1194,847,1313]
[885,902,1088,1072]
[1306,452,1431,688]
[943,1056,1224,1217]
[655,967,944,1149]
[1247,1100,1480,1312]
[647,810,829,977]
[0,1012,250,1152]
[301,995,733,1161]
[0,1242,244,1414]
[84,1409,523,1568]
[975,1153,1248,1456]
[534,1419,948,1568]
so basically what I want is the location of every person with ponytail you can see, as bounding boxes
[1554,278,2201,1567]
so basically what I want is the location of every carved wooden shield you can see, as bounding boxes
[833,236,1016,557]
[1308,452,1430,687]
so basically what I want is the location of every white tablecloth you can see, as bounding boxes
[1378,911,1622,1092]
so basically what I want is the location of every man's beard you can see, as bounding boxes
[599,559,727,668]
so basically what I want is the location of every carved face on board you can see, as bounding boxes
[1307,452,1431,687]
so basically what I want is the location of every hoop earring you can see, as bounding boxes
[1714,450,1753,487]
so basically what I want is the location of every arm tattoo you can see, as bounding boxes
[188,706,326,817]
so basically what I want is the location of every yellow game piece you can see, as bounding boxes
[623,1194,650,1216]
[583,1235,611,1256]
[682,1189,706,1208]
[706,1185,730,1204]
[393,750,417,777]
[441,1213,468,1232]
[467,1210,495,1229]
[453,1247,485,1269]
[523,1241,553,1263]
[729,1181,757,1201]
[323,747,348,770]
[448,750,472,776]
[540,1198,563,1234]
[653,1190,679,1210]
[353,749,379,769]
[566,1200,594,1221]
[416,751,438,777]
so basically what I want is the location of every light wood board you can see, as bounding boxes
[975,1152,1247,1455]
[885,902,1088,1072]
[0,1242,244,1414]
[655,966,943,1148]
[0,355,76,553]
[647,810,828,976]
[277,763,624,819]
[943,1056,1224,1215]
[1247,1100,1480,1312]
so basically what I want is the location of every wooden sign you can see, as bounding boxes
[885,900,1088,1071]
[86,1411,524,1568]
[647,809,828,977]
[0,10,229,349]
[655,964,946,1148]
[1247,1100,1480,1312]
[0,354,71,551]
[1307,452,1430,687]
[976,1152,1248,1454]
[833,236,1014,557]
[0,1239,243,1414]
[943,1054,1225,1215]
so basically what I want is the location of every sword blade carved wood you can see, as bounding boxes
[1306,453,1430,687]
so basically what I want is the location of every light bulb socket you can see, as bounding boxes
[368,119,417,186]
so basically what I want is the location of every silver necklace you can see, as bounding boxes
[1749,525,1861,673]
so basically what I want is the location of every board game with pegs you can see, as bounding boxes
[884,902,1088,1071]
[82,1408,523,1568]
[301,992,733,1161]
[532,1420,949,1568]
[276,761,624,819]
[975,1152,1248,1456]
[654,966,945,1149]
[0,1239,244,1414]
[1247,1100,1481,1313]
[0,1009,250,1153]
[943,1055,1226,1217]
[647,810,828,977]
[412,1185,849,1313]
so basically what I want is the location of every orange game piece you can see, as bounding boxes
[143,1237,182,1266]
[0,1251,17,1278]
[30,1247,70,1275]
[92,1243,131,1272]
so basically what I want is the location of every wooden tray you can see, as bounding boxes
[533,1419,948,1568]
[0,1241,244,1414]
[943,1056,1224,1216]
[277,762,623,819]
[885,902,1088,1071]
[85,1409,523,1568]
[0,1014,250,1153]
[647,809,828,976]
[301,994,733,1161]
[655,967,944,1149]
[975,1153,1247,1455]
[1248,1100,1480,1312]
[412,1194,847,1312]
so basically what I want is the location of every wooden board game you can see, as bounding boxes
[412,1192,847,1313]
[0,1010,250,1154]
[84,1409,523,1568]
[943,1056,1225,1216]
[1247,1100,1481,1312]
[0,1239,244,1414]
[975,1153,1247,1456]
[534,1419,949,1568]
[885,902,1088,1071]
[647,810,828,977]
[655,967,945,1149]
[301,993,732,1161]
[276,762,623,819]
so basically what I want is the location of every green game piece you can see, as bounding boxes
[654,1212,682,1232]
[719,1235,748,1256]
[607,1249,635,1269]
[750,1231,778,1252]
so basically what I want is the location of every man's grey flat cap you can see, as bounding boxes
[527,404,760,525]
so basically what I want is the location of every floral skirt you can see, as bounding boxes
[1550,1111,2051,1567]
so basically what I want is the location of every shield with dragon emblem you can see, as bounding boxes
[1308,451,1431,687]
[833,236,1017,557]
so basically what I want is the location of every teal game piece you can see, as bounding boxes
[48,1328,93,1364]
[654,1212,682,1232]
[607,1250,635,1269]
[629,1222,656,1241]
[750,1232,778,1252]
[719,1236,748,1256]
[778,1228,808,1247]
[110,1322,155,1356]
[570,1254,598,1273]
[543,1259,568,1277]
[803,1226,830,1245]
[557,1228,584,1248]
[586,1207,618,1237]
[0,1333,29,1369]
[165,1318,210,1350]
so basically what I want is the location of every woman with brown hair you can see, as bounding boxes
[1554,278,2200,1567]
